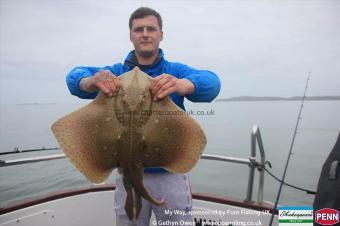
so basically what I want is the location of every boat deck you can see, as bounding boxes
[0,185,278,226]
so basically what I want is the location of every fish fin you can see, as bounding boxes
[51,93,121,183]
[128,165,164,206]
[141,97,207,173]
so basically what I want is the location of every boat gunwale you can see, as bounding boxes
[0,184,277,215]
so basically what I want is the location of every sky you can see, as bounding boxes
[0,0,339,104]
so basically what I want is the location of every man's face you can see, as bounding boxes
[130,15,163,58]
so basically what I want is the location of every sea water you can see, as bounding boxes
[0,100,339,206]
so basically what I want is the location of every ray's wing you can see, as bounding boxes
[51,93,122,183]
[140,97,207,174]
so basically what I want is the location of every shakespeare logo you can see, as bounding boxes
[315,208,339,225]
[279,206,313,225]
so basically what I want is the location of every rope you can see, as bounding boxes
[263,168,316,195]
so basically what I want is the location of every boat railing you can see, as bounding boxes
[0,125,269,204]
[200,125,268,204]
[0,154,66,166]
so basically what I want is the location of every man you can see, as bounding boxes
[66,7,220,226]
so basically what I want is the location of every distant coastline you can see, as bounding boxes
[216,96,340,102]
[16,102,56,106]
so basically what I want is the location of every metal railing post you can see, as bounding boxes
[255,126,266,203]
[247,125,267,203]
[245,125,257,202]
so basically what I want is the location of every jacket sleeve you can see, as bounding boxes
[66,65,121,99]
[176,63,221,102]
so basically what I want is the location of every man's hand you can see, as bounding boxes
[79,70,120,97]
[151,74,195,101]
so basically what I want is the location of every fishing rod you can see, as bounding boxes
[0,147,60,156]
[269,73,311,225]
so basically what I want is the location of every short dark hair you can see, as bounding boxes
[129,7,163,31]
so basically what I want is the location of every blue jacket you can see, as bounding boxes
[66,49,221,173]
[67,49,220,110]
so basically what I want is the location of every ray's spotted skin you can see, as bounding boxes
[51,67,207,220]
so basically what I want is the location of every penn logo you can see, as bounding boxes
[315,208,339,225]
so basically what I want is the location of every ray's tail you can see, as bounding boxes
[123,165,164,221]
[128,164,165,206]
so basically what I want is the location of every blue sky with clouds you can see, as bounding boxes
[0,0,339,104]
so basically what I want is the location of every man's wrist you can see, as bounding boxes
[79,77,96,93]
[181,79,195,95]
